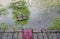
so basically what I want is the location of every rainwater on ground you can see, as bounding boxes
[0,0,60,29]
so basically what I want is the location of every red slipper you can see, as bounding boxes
[28,30,33,39]
[23,29,28,38]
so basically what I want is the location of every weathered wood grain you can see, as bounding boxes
[51,33,57,39]
[33,33,38,39]
[38,33,44,39]
[0,29,59,39]
[46,33,53,39]
[56,33,60,39]
[18,33,23,39]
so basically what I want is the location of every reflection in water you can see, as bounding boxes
[25,0,60,28]
[0,0,16,28]
[0,0,60,29]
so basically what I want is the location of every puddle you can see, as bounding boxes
[0,0,60,29]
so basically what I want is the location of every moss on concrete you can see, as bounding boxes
[10,1,30,25]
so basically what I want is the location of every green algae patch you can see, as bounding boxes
[0,7,6,15]
[0,23,8,30]
[10,1,30,25]
[48,18,60,30]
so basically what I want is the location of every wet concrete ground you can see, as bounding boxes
[25,0,60,28]
[0,0,60,29]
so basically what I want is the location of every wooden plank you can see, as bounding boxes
[57,33,60,39]
[8,33,12,39]
[38,33,44,39]
[18,33,23,39]
[33,33,38,39]
[50,33,57,39]
[13,33,17,39]
[0,30,5,39]
[2,33,7,39]
[0,29,60,39]
[46,33,53,39]
[33,29,41,32]
[42,33,48,39]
